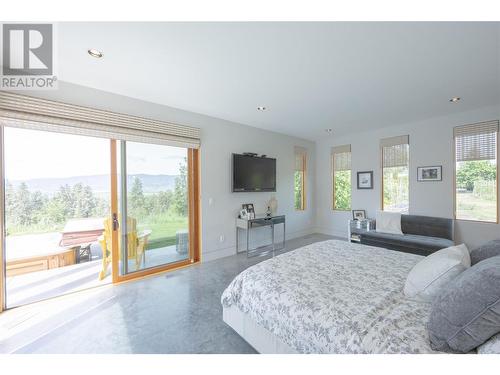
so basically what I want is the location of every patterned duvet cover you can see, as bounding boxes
[221,239,439,354]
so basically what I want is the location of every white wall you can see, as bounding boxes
[21,82,499,256]
[23,82,316,262]
[315,104,500,249]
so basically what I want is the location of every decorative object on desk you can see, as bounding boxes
[347,218,376,243]
[352,209,366,220]
[417,166,442,181]
[357,171,373,189]
[239,208,248,219]
[242,203,255,219]
[266,206,272,217]
[268,194,278,215]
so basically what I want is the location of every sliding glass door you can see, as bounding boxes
[2,127,112,308]
[107,141,194,280]
[0,126,200,309]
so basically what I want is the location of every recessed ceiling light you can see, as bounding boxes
[257,106,267,111]
[325,128,333,134]
[449,97,461,103]
[88,49,103,58]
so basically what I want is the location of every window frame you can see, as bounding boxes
[380,136,410,213]
[332,146,352,211]
[453,123,499,224]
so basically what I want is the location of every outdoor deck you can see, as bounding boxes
[6,243,188,308]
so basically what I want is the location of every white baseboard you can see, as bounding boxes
[201,227,316,263]
[315,226,347,239]
[202,246,236,262]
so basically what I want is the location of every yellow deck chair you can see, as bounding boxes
[98,216,151,280]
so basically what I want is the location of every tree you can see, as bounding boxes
[334,170,351,210]
[129,176,146,217]
[456,160,496,191]
[150,190,173,215]
[6,181,106,234]
[173,159,188,217]
[14,182,34,226]
[72,183,98,218]
[5,182,15,228]
[294,171,303,209]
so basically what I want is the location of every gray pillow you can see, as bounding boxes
[427,255,500,353]
[470,240,500,265]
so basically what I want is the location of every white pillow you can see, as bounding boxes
[404,244,470,302]
[376,211,403,235]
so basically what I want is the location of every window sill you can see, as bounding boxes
[455,218,499,225]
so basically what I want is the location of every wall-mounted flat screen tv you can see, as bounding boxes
[232,153,276,192]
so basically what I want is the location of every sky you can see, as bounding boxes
[3,127,186,181]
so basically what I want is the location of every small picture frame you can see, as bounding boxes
[357,171,373,189]
[352,210,366,221]
[242,203,255,219]
[417,166,442,182]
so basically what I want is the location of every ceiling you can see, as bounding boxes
[56,22,500,140]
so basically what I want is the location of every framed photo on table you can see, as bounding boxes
[242,203,255,219]
[352,210,366,220]
[357,171,373,189]
[417,166,442,182]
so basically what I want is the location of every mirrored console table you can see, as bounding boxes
[236,214,286,257]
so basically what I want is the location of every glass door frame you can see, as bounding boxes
[109,140,201,284]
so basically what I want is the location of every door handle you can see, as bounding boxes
[112,213,119,231]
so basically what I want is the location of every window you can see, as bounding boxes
[294,146,306,210]
[454,120,498,223]
[332,145,351,210]
[381,135,409,213]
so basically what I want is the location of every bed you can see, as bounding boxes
[221,239,441,354]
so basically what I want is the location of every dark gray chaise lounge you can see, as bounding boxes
[353,214,454,256]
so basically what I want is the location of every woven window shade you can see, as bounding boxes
[294,146,307,171]
[331,145,351,172]
[0,91,201,148]
[454,120,499,162]
[381,135,409,168]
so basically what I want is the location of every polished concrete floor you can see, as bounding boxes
[0,233,335,354]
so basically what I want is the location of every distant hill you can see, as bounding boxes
[8,174,178,195]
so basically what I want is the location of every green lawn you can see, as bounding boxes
[456,192,496,222]
[137,214,188,250]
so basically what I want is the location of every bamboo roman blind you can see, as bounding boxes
[0,91,201,148]
[454,120,499,162]
[331,144,351,171]
[381,135,409,168]
[294,146,307,171]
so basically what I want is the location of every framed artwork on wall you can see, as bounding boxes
[357,171,373,189]
[417,166,442,182]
